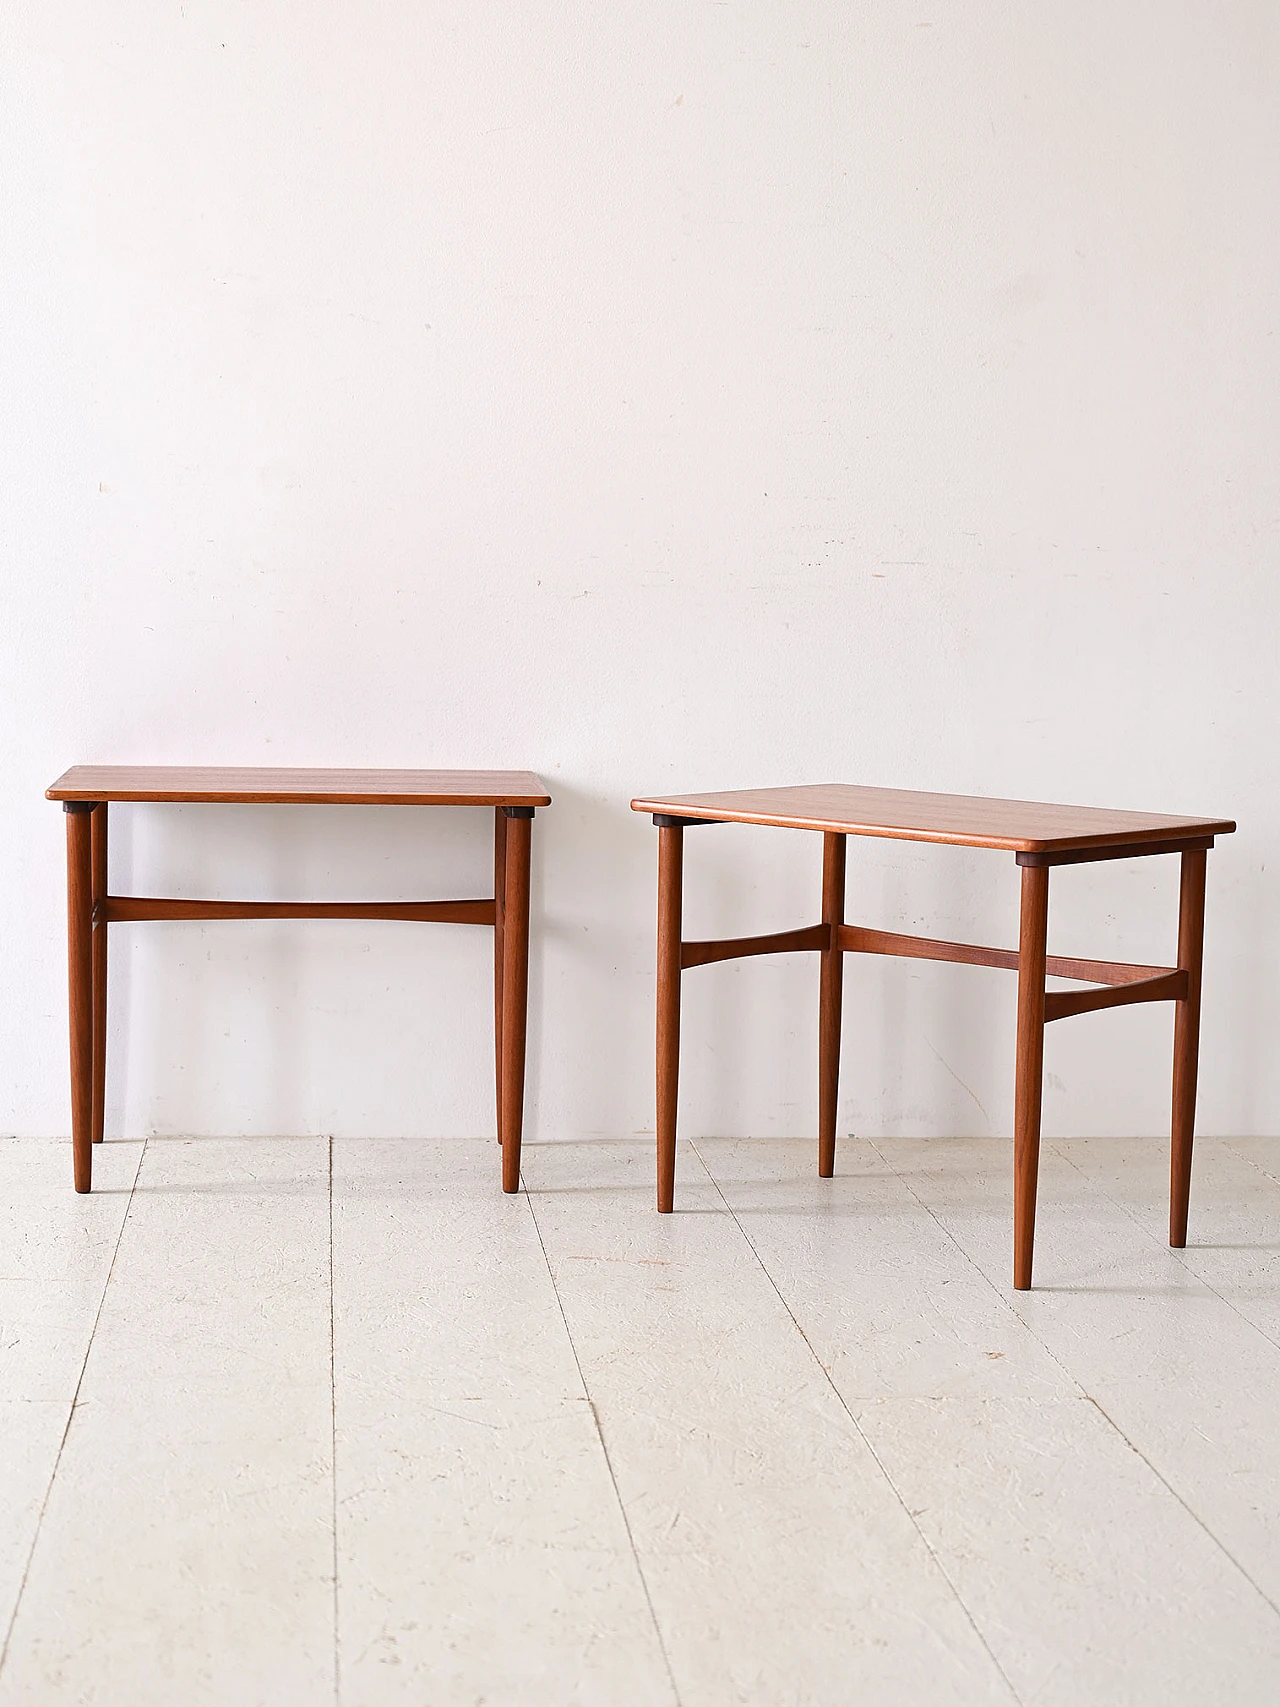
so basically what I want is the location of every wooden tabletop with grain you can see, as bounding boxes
[47,767,551,807]
[631,783,1234,854]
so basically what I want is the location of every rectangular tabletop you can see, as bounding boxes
[47,767,551,807]
[631,783,1234,855]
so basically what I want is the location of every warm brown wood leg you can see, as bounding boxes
[1013,862,1049,1289]
[65,804,95,1192]
[91,803,108,1144]
[493,807,506,1145]
[1170,848,1207,1248]
[818,831,846,1178]
[499,810,532,1193]
[656,823,683,1212]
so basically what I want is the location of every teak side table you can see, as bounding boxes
[631,783,1236,1289]
[46,767,551,1196]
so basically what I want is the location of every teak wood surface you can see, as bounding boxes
[631,781,1233,856]
[48,766,550,807]
[633,783,1235,1290]
[52,768,548,1198]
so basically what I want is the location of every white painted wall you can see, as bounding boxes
[2,4,1276,1145]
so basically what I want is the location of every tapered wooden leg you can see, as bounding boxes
[818,832,846,1178]
[65,804,95,1193]
[499,811,532,1193]
[656,823,683,1212]
[91,803,108,1144]
[493,807,506,1145]
[1013,862,1049,1289]
[1170,848,1207,1248]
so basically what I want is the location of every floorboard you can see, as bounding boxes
[0,1138,333,1707]
[698,1135,1280,1705]
[4,1134,1280,1705]
[0,1138,142,1650]
[332,1137,675,1707]
[522,1138,1015,1706]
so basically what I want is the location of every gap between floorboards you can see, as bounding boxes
[522,1169,685,1707]
[688,1138,1024,1707]
[0,1137,147,1684]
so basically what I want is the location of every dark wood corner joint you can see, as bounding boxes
[47,766,549,1197]
[631,782,1234,1290]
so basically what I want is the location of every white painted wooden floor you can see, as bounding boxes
[3,1133,1280,1705]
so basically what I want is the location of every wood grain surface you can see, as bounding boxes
[47,767,551,806]
[631,782,1234,854]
